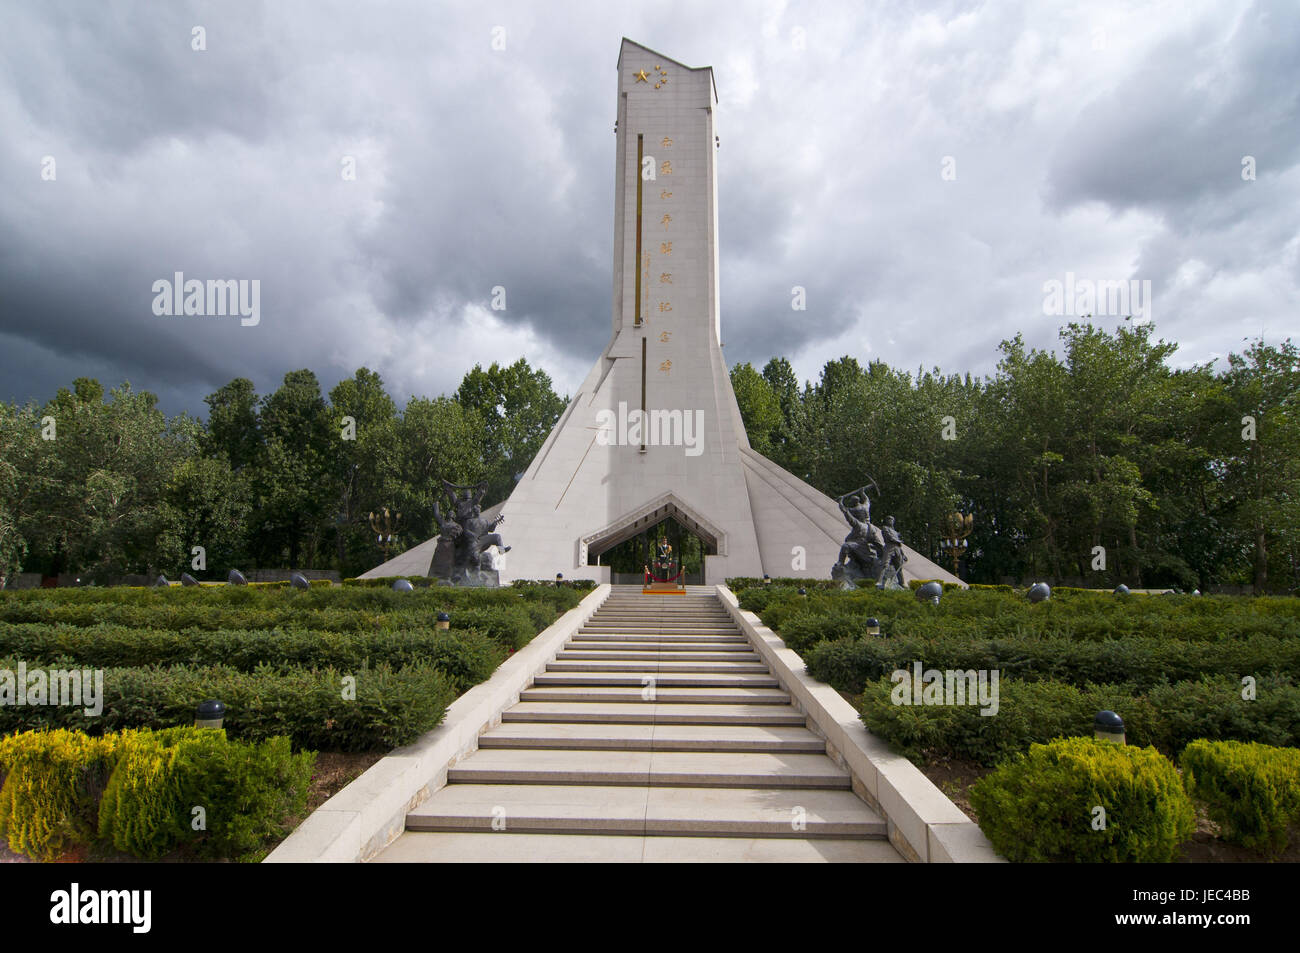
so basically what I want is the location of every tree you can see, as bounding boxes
[455,359,565,503]
[730,363,783,456]
[249,370,338,568]
[25,380,194,578]
[1220,338,1300,593]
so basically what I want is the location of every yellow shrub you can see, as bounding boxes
[0,729,122,861]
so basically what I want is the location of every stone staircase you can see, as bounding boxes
[373,586,902,862]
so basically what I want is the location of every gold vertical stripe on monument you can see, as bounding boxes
[640,336,647,453]
[634,133,643,327]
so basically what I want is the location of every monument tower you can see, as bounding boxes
[364,40,959,587]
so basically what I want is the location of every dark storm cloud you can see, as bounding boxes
[0,0,1296,419]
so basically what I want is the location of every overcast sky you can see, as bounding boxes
[2,0,1297,417]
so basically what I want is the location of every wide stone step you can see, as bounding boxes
[477,722,826,752]
[375,832,904,863]
[531,672,779,688]
[556,650,761,662]
[563,641,754,654]
[445,749,851,789]
[519,686,791,704]
[546,660,769,674]
[502,702,808,725]
[573,633,748,643]
[405,784,885,837]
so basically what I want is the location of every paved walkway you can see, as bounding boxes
[374,587,902,862]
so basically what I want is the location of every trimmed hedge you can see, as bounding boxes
[1180,740,1300,855]
[748,588,1300,654]
[804,632,1300,695]
[857,673,1300,766]
[970,737,1195,862]
[0,622,504,690]
[0,658,458,752]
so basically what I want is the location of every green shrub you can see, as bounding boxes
[1180,740,1300,855]
[0,658,458,752]
[0,729,121,860]
[0,622,504,689]
[970,737,1195,862]
[773,610,875,653]
[447,605,538,651]
[857,675,1161,766]
[802,632,1300,694]
[98,727,313,861]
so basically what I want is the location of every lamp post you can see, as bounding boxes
[368,508,401,562]
[940,511,974,578]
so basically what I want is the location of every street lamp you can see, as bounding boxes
[940,511,974,578]
[368,508,401,562]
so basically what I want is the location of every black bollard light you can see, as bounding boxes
[436,611,450,630]
[866,617,881,637]
[1114,584,1130,596]
[798,587,807,597]
[196,699,226,729]
[763,574,771,586]
[1094,710,1125,745]
[228,569,248,586]
[556,572,564,587]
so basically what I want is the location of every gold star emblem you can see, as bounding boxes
[635,69,649,83]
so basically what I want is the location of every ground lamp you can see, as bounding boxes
[228,569,247,586]
[392,579,414,592]
[1028,582,1051,603]
[1094,710,1125,745]
[866,617,881,636]
[436,612,450,630]
[196,699,226,729]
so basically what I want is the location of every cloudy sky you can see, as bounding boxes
[2,0,1297,417]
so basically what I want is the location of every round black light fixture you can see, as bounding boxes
[392,579,415,592]
[196,699,226,729]
[915,581,943,605]
[1094,710,1125,745]
[228,569,248,586]
[1028,582,1051,603]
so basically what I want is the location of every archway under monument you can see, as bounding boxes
[580,493,721,586]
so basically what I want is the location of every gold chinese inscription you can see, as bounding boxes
[660,242,672,255]
[659,273,672,284]
[659,331,672,343]
[660,161,672,175]
[661,214,671,228]
[658,301,672,312]
[661,137,673,148]
[659,360,672,373]
[660,190,672,200]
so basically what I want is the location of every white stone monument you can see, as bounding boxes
[363,40,961,587]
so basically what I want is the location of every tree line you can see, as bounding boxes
[1,321,1295,592]
[0,360,564,583]
[732,322,1299,593]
